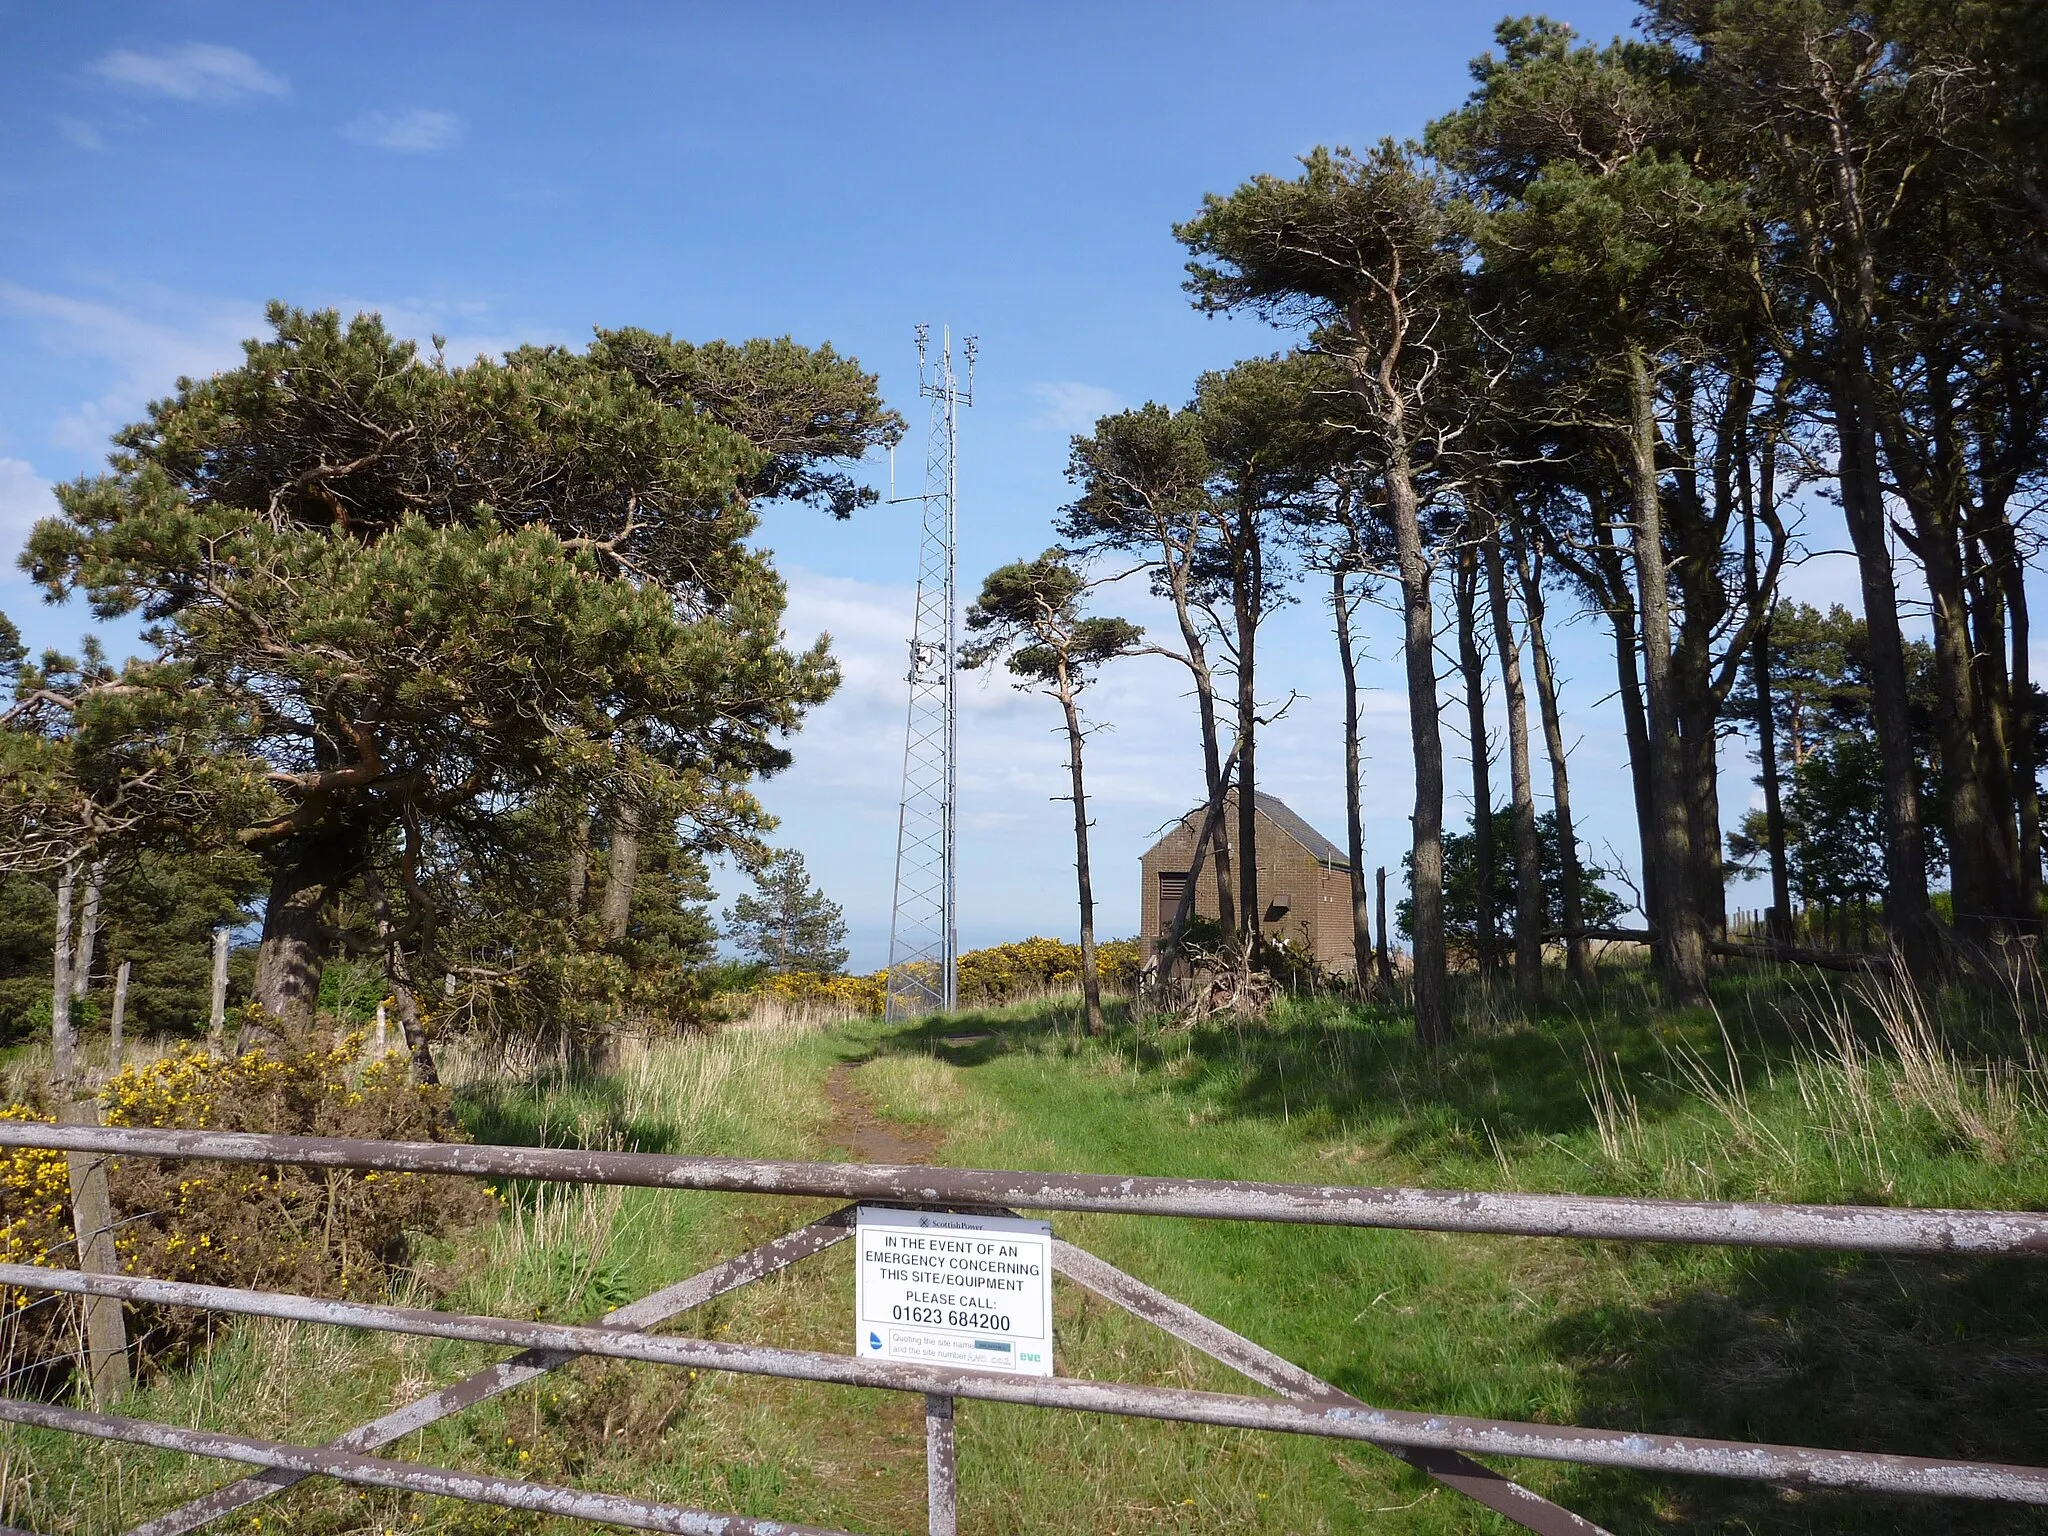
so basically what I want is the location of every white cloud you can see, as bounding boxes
[0,282,559,462]
[342,108,464,154]
[91,43,288,104]
[1027,381,1123,434]
[0,459,58,571]
[0,282,264,453]
[750,565,1436,967]
[56,117,108,151]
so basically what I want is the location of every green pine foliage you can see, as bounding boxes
[723,850,849,976]
[9,303,893,1048]
[1399,811,1627,954]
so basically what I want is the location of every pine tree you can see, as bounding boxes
[963,551,1141,1035]
[1178,143,1474,1049]
[724,851,848,977]
[20,305,882,1052]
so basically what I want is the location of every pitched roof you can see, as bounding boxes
[1149,791,1352,870]
[1252,792,1350,869]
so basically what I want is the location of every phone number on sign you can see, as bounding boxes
[890,1304,1011,1331]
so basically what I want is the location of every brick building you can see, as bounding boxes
[1139,792,1355,970]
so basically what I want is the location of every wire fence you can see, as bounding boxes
[0,1121,2043,1536]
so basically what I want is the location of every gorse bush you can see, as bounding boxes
[755,969,887,1016]
[0,1035,495,1385]
[0,1106,71,1288]
[722,937,1146,1021]
[958,937,1143,1003]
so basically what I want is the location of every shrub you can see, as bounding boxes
[0,1106,72,1293]
[958,936,1144,1003]
[0,1035,497,1384]
[715,937,1145,1021]
[758,970,887,1015]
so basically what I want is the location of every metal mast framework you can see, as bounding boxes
[884,325,973,1019]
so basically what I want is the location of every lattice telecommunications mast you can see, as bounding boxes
[884,326,974,1019]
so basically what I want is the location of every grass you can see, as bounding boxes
[4,967,2047,1532]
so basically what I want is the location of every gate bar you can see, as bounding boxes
[6,1124,2043,1255]
[0,1397,853,1536]
[125,1209,858,1536]
[1050,1237,1607,1536]
[9,1264,2047,1504]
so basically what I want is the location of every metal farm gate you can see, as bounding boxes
[1,1121,2045,1535]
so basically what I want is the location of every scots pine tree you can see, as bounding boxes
[724,850,849,977]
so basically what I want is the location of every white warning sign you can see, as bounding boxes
[855,1206,1053,1376]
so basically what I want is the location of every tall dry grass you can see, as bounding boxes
[1584,962,2048,1199]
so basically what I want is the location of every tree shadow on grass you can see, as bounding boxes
[1102,969,1881,1166]
[456,1070,691,1156]
[865,1000,1091,1071]
[1536,1250,2048,1534]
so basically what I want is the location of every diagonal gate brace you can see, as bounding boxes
[125,1208,858,1536]
[1050,1237,1608,1536]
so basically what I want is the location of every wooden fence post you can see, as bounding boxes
[70,859,105,1001]
[207,926,230,1056]
[108,958,130,1074]
[52,862,76,1085]
[57,1099,130,1405]
[50,861,130,1404]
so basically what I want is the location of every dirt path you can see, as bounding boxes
[821,1059,941,1165]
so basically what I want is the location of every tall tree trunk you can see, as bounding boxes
[208,926,230,1054]
[1059,682,1104,1036]
[1917,510,2004,942]
[51,860,77,1090]
[1627,344,1708,1003]
[1609,611,1660,946]
[1831,367,1938,974]
[1989,523,2042,930]
[566,808,590,921]
[1753,612,1793,940]
[1233,536,1261,956]
[1200,711,1239,941]
[1172,602,1238,941]
[1790,36,1941,974]
[1742,445,1794,941]
[48,860,129,1399]
[108,959,130,1074]
[1484,529,1542,1011]
[251,825,358,1029]
[362,868,441,1086]
[1872,349,2021,942]
[1516,543,1589,985]
[1376,867,1394,987]
[1390,448,1447,1049]
[1158,744,1239,999]
[1334,570,1375,992]
[1454,538,1498,975]
[1677,682,1728,940]
[1668,375,1733,945]
[1592,513,1662,954]
[1965,533,2024,932]
[601,801,642,944]
[71,859,105,1001]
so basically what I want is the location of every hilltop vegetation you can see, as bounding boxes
[3,966,2044,1533]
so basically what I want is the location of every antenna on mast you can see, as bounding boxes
[883,325,973,1019]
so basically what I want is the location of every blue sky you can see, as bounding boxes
[3,1,1920,970]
